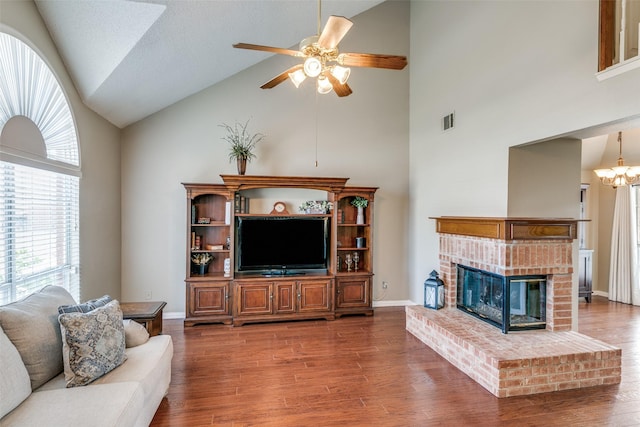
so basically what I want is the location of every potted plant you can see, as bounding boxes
[220,119,265,175]
[299,200,333,214]
[351,197,368,224]
[191,253,213,275]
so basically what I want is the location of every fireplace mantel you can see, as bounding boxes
[431,216,578,241]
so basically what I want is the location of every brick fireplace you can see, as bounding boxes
[406,217,621,397]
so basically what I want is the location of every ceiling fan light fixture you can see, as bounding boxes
[299,35,319,51]
[304,57,322,77]
[317,75,333,94]
[288,69,307,88]
[331,65,350,84]
[233,8,407,97]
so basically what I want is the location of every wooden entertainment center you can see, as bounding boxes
[183,175,377,327]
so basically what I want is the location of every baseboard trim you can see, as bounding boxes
[164,311,185,320]
[373,300,416,307]
[592,290,608,298]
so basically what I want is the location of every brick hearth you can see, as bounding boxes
[406,217,622,397]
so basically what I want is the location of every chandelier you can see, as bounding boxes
[594,131,640,187]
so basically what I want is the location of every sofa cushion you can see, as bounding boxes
[34,334,173,427]
[0,326,32,418]
[58,300,127,387]
[0,381,144,427]
[123,319,150,348]
[0,285,76,390]
[58,294,113,314]
[93,334,174,426]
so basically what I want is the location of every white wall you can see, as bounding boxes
[120,1,411,313]
[409,0,640,307]
[508,139,582,218]
[0,1,122,301]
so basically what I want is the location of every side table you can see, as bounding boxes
[120,301,167,336]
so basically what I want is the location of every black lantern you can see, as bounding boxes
[424,270,445,309]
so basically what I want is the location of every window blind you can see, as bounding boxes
[1,32,81,305]
[0,161,79,304]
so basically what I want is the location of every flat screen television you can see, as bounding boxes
[235,216,329,275]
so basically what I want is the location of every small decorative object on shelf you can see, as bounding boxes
[220,119,265,176]
[353,252,359,271]
[355,237,366,248]
[270,201,289,214]
[198,217,211,224]
[224,257,231,277]
[351,196,368,224]
[424,270,445,310]
[192,252,214,275]
[192,234,201,250]
[299,200,332,214]
[345,253,353,272]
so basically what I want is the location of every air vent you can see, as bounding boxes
[443,112,455,131]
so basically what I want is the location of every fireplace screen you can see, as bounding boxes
[456,265,546,333]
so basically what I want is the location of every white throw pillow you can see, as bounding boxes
[58,300,127,387]
[0,326,32,418]
[123,319,150,348]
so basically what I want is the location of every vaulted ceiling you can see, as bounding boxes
[34,0,384,128]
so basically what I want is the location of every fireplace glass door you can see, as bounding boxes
[456,265,546,333]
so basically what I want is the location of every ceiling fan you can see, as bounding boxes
[232,3,407,97]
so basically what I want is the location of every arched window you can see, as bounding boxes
[0,32,80,304]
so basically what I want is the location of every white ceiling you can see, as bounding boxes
[34,0,385,128]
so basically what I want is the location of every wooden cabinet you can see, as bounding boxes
[274,281,296,313]
[183,184,233,325]
[236,281,272,316]
[579,249,593,303]
[336,276,373,317]
[298,279,332,312]
[185,281,232,326]
[335,188,376,317]
[183,176,376,326]
[233,278,334,326]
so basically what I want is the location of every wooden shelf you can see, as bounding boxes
[430,216,578,241]
[183,177,377,326]
[220,175,349,192]
[235,213,331,218]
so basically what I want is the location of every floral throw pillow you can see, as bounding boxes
[58,300,127,387]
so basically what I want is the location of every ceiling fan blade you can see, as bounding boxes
[317,16,353,49]
[339,52,408,70]
[325,73,352,97]
[233,43,301,57]
[260,64,304,89]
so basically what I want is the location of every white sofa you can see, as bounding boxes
[0,286,173,427]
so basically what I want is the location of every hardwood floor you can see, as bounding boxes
[150,296,640,426]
